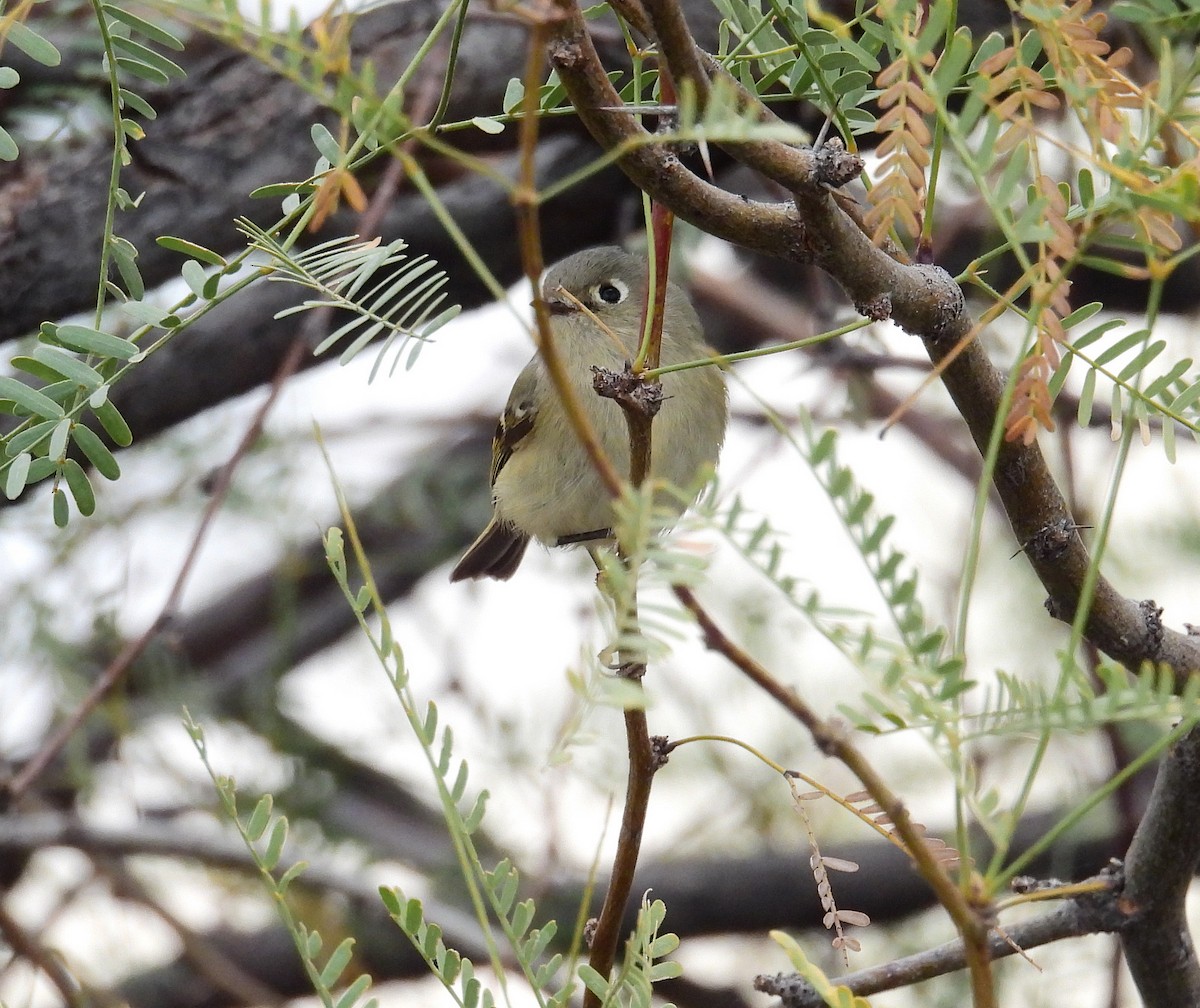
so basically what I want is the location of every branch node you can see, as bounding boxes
[811,137,864,189]
[814,716,852,757]
[1140,599,1165,655]
[650,734,671,770]
[1022,516,1078,562]
[549,38,583,69]
[592,364,664,419]
[1044,595,1067,620]
[1077,862,1132,934]
[855,292,893,322]
[754,971,811,1003]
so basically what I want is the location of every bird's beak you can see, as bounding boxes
[535,293,576,316]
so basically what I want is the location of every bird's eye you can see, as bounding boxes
[591,279,628,306]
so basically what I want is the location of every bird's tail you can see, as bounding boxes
[449,519,530,581]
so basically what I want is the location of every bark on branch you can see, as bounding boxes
[546,0,1200,683]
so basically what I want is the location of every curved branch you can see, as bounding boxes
[547,6,808,255]
[758,868,1128,1007]
[673,585,997,1002]
[1120,724,1200,1007]
[547,0,1200,682]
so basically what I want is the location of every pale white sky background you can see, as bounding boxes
[2,2,1199,1006]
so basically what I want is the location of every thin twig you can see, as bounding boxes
[3,336,308,806]
[758,876,1126,1006]
[673,584,997,1006]
[584,705,657,1008]
[640,0,708,103]
[505,13,653,1000]
[0,901,92,1008]
[101,859,286,1007]
[582,205,676,1005]
[511,9,623,499]
[2,62,445,811]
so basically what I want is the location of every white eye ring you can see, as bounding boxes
[590,278,628,306]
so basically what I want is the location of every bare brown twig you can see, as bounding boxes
[1120,725,1200,1006]
[513,12,624,501]
[581,212,675,1004]
[672,584,997,1006]
[758,867,1127,1006]
[102,860,286,1007]
[0,901,92,1008]
[506,10,659,1004]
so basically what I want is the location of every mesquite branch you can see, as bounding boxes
[545,0,1200,682]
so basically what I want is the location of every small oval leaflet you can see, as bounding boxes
[835,909,871,928]
[55,324,140,360]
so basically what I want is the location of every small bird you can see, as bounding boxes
[449,246,728,582]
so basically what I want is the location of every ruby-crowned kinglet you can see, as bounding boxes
[450,246,727,582]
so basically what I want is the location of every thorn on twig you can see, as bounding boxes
[698,138,715,181]
[813,111,833,149]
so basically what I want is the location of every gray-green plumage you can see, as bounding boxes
[450,246,727,582]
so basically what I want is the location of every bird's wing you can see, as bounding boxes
[490,361,539,485]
